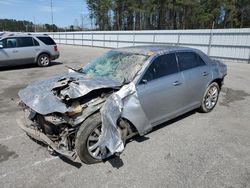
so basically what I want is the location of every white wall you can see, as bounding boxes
[47,28,250,63]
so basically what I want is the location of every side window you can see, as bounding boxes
[17,37,34,47]
[196,54,206,66]
[141,53,178,82]
[37,37,55,45]
[176,52,206,71]
[2,38,18,48]
[33,38,40,46]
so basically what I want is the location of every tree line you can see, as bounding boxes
[0,19,83,32]
[86,0,250,30]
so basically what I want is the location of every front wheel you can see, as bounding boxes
[75,113,127,164]
[198,82,220,113]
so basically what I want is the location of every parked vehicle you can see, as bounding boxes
[17,45,227,164]
[0,33,59,67]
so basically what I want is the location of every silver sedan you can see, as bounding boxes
[18,45,227,164]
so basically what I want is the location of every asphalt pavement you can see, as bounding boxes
[0,45,250,188]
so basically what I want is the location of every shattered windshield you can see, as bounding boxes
[80,51,149,83]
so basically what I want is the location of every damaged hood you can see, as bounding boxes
[18,71,121,115]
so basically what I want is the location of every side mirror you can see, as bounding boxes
[0,44,3,49]
[140,79,148,85]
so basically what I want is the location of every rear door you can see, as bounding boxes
[0,37,21,66]
[176,51,212,109]
[17,37,39,64]
[136,53,185,125]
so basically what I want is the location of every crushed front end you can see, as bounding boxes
[17,72,121,161]
[18,96,108,161]
[17,50,149,163]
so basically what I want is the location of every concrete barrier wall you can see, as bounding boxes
[46,29,250,63]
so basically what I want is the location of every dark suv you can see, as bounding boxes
[0,33,59,67]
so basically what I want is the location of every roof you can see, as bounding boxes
[113,45,194,56]
[0,32,49,38]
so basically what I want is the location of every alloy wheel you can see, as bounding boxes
[204,85,219,110]
[87,124,102,159]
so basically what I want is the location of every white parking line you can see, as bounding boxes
[0,133,25,142]
[0,156,59,179]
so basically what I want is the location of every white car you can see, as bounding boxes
[0,33,59,67]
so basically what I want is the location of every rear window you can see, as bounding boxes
[177,52,206,71]
[37,36,56,45]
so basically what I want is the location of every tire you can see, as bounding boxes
[75,112,127,164]
[198,82,220,113]
[37,54,50,67]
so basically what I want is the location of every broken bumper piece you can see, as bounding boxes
[16,117,77,161]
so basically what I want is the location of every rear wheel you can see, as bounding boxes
[76,113,127,164]
[37,54,50,67]
[199,82,220,113]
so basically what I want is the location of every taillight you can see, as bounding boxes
[54,45,58,52]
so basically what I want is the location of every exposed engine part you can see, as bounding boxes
[65,101,82,116]
[58,127,76,151]
[58,135,69,151]
[44,115,68,125]
[43,97,107,127]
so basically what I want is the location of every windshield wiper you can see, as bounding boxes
[65,65,85,74]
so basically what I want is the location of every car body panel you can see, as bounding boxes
[180,65,212,108]
[17,46,37,64]
[137,72,185,125]
[0,47,22,66]
[18,71,121,115]
[122,88,152,135]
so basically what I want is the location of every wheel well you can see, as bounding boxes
[36,52,50,62]
[82,112,138,133]
[211,78,223,89]
[120,118,138,134]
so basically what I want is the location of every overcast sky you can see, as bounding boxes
[0,0,90,28]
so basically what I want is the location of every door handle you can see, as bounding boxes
[202,72,209,76]
[173,81,182,86]
[12,50,18,53]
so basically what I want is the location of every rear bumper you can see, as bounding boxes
[51,53,60,60]
[16,116,77,161]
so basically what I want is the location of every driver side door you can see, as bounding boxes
[136,53,186,126]
[0,37,21,67]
